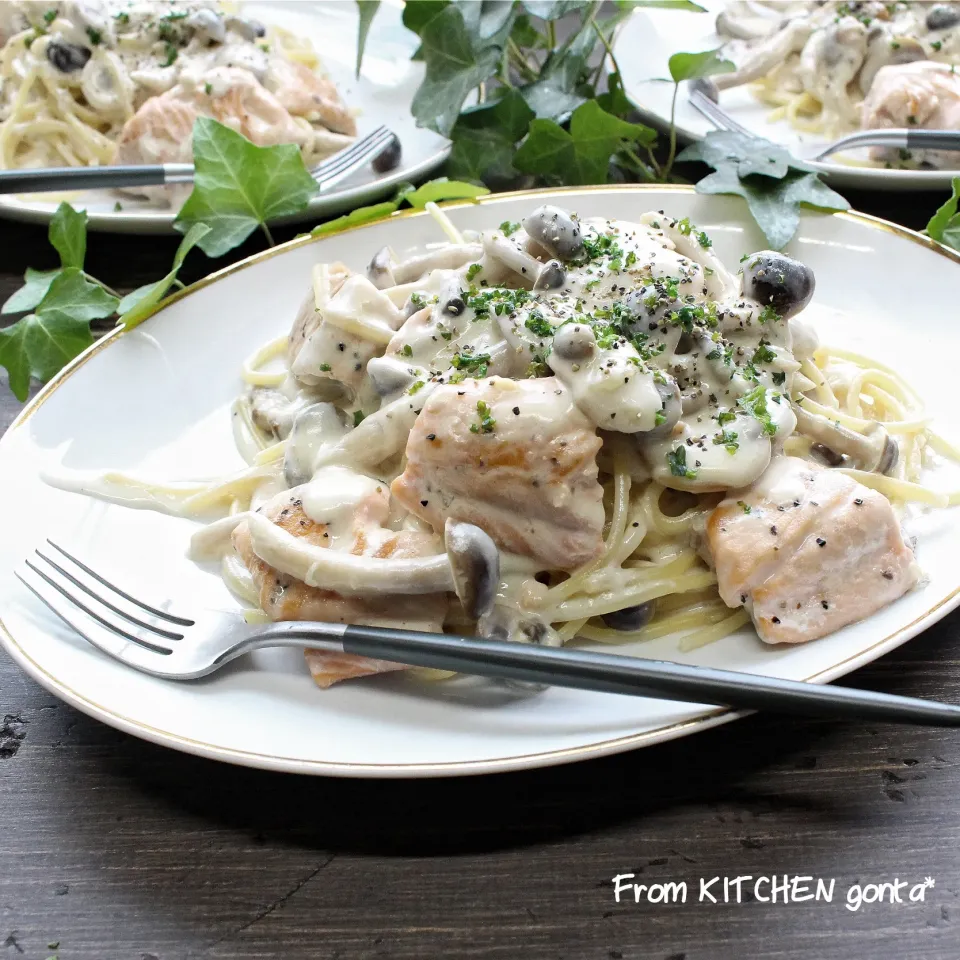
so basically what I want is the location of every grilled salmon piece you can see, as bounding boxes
[705,457,920,644]
[233,484,446,688]
[392,376,605,570]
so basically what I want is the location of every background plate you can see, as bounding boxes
[0,0,448,233]
[616,2,958,192]
[2,186,960,777]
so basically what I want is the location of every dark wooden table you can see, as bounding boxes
[3,190,960,960]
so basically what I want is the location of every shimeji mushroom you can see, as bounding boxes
[366,244,483,290]
[713,20,812,90]
[282,403,351,488]
[522,205,585,262]
[793,402,899,475]
[740,250,816,320]
[482,232,565,290]
[246,514,500,620]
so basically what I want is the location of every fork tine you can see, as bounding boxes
[312,130,395,189]
[310,125,390,178]
[17,564,174,670]
[34,548,184,641]
[46,539,193,625]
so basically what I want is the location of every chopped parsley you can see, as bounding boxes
[353,410,366,427]
[465,286,530,319]
[751,340,776,365]
[625,250,637,268]
[737,500,751,514]
[524,311,554,338]
[318,362,332,372]
[716,409,736,426]
[579,231,623,264]
[162,42,178,67]
[43,9,57,24]
[654,410,666,426]
[114,10,130,24]
[696,230,712,249]
[932,40,943,51]
[526,353,550,378]
[86,26,102,45]
[204,82,213,96]
[666,446,697,479]
[676,217,693,236]
[465,263,482,282]
[757,304,781,324]
[737,386,778,436]
[713,429,739,454]
[401,344,413,358]
[469,400,496,434]
[410,292,426,310]
[408,379,425,396]
[450,350,491,377]
[499,220,521,236]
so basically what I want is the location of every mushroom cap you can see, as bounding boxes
[522,205,586,262]
[741,250,816,320]
[444,519,500,620]
[552,322,596,362]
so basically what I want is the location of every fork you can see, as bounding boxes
[0,125,400,195]
[688,78,960,162]
[16,540,960,726]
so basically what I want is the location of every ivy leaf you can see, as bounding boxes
[49,202,87,269]
[355,0,380,76]
[695,166,849,249]
[679,131,848,247]
[448,90,535,182]
[522,1,589,19]
[2,268,61,315]
[118,224,211,330]
[620,1,706,14]
[515,100,656,185]
[668,48,736,84]
[521,13,597,119]
[402,178,490,208]
[510,14,544,48]
[402,0,449,35]
[460,1,517,46]
[312,200,401,236]
[926,177,960,251]
[410,5,502,137]
[595,71,633,118]
[0,268,118,400]
[174,118,320,257]
[679,130,817,179]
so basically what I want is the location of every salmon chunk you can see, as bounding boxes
[705,457,920,644]
[392,377,605,570]
[233,484,446,688]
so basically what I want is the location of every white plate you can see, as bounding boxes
[2,185,960,778]
[0,0,450,234]
[616,3,957,192]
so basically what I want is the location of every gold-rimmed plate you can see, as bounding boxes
[2,185,960,777]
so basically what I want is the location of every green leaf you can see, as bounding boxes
[926,177,960,250]
[410,5,502,137]
[355,0,380,76]
[0,267,116,399]
[402,0,449,36]
[461,1,517,46]
[510,14,544,49]
[311,200,400,236]
[679,130,847,248]
[668,48,736,84]
[118,223,210,330]
[403,178,490,208]
[174,118,320,258]
[595,70,632,119]
[2,267,61,315]
[696,167,848,250]
[678,130,817,179]
[49,202,87,269]
[0,323,30,401]
[447,90,535,182]
[522,1,589,19]
[514,100,656,185]
[617,0,706,12]
[521,11,598,119]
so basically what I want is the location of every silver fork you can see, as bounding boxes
[16,539,960,726]
[688,78,960,162]
[0,125,400,195]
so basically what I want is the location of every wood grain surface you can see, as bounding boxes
[2,190,960,960]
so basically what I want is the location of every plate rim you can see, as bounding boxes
[612,9,957,189]
[3,183,960,778]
